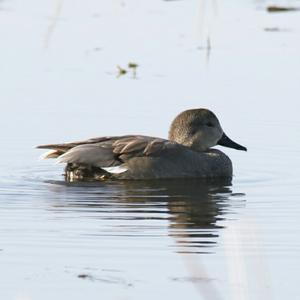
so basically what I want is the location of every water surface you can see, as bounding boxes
[1,0,300,299]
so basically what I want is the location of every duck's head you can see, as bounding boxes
[168,108,247,152]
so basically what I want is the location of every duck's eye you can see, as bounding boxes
[206,122,214,127]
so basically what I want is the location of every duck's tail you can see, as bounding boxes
[39,149,64,159]
[36,144,68,159]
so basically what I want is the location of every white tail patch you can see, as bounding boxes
[102,165,128,174]
[39,150,60,160]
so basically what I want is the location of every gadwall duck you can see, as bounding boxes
[37,108,246,181]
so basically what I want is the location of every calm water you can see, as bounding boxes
[1,0,300,299]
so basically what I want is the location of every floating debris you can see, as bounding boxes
[128,62,138,78]
[267,6,299,13]
[117,65,127,77]
[128,62,138,69]
[77,273,133,286]
[77,273,94,280]
[117,62,139,78]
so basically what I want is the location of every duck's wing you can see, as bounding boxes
[36,135,135,159]
[38,135,169,169]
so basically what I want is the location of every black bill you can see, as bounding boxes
[217,133,247,151]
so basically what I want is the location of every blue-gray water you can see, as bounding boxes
[1,0,300,299]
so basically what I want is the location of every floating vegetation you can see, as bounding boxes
[197,36,211,51]
[117,65,127,77]
[117,62,139,78]
[267,6,299,13]
[128,62,138,69]
[44,0,64,49]
[197,36,211,65]
[128,62,138,77]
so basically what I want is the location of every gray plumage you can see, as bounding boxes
[37,109,246,181]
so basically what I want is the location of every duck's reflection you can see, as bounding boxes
[115,178,235,253]
[45,178,244,253]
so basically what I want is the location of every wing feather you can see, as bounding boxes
[38,135,170,170]
[57,143,120,167]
